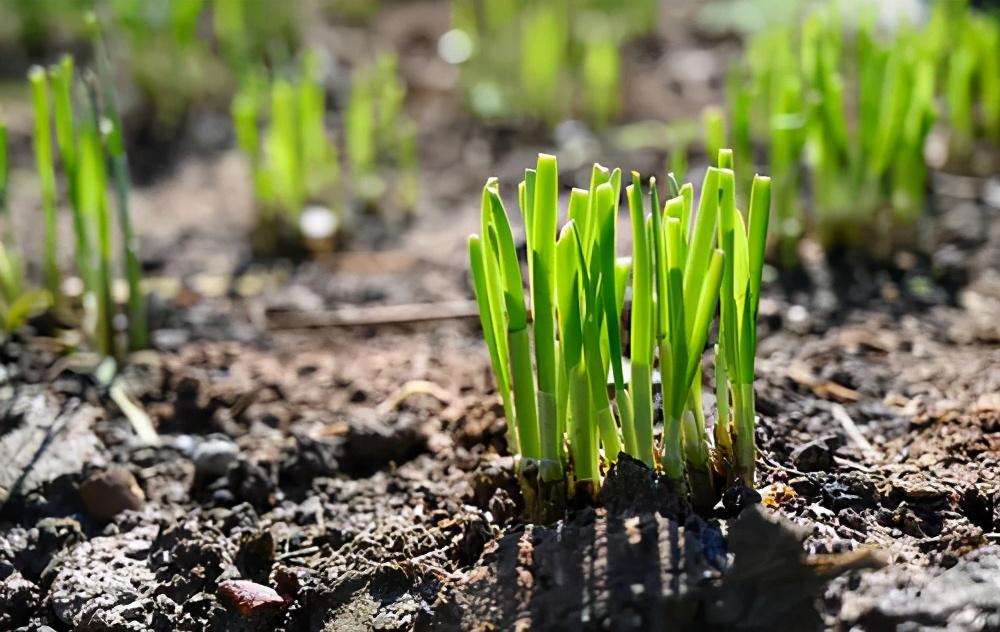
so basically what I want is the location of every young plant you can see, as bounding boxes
[28,50,147,357]
[233,52,340,252]
[722,6,924,259]
[658,169,725,504]
[0,123,51,333]
[470,154,631,519]
[448,0,656,128]
[234,51,417,254]
[715,156,771,485]
[29,66,61,301]
[346,53,414,209]
[520,3,568,123]
[471,150,770,519]
[581,31,620,129]
[90,16,147,351]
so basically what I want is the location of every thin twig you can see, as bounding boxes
[277,545,321,561]
[831,404,878,460]
[266,300,480,330]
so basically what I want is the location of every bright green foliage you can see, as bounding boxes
[4,0,302,132]
[213,0,299,73]
[0,122,51,334]
[20,51,148,355]
[702,107,727,164]
[29,66,61,300]
[724,0,999,258]
[234,51,417,247]
[91,20,148,351]
[449,0,655,126]
[233,52,339,228]
[715,158,771,486]
[581,33,620,128]
[345,52,419,212]
[470,150,769,519]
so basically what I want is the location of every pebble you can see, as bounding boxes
[193,437,240,478]
[218,579,286,617]
[790,439,833,472]
[80,467,145,522]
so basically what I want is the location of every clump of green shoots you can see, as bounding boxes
[5,0,303,135]
[233,51,417,255]
[233,51,340,253]
[722,0,1000,261]
[447,0,654,127]
[346,53,418,214]
[0,123,52,333]
[24,47,147,356]
[470,150,769,520]
[936,2,1000,162]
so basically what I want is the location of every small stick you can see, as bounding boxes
[831,404,877,460]
[277,546,321,561]
[266,300,480,330]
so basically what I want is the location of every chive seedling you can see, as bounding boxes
[25,48,148,356]
[581,30,620,129]
[29,66,61,302]
[233,52,341,251]
[471,151,770,519]
[449,0,655,127]
[90,15,147,351]
[715,160,770,485]
[235,51,416,253]
[721,0,1000,259]
[0,122,50,333]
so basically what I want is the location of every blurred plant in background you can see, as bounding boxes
[445,0,657,128]
[1,0,301,133]
[0,122,52,334]
[10,44,147,356]
[232,51,418,256]
[717,0,999,262]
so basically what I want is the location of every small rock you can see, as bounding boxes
[218,579,285,616]
[821,474,877,511]
[80,467,145,522]
[152,328,190,351]
[790,439,833,472]
[193,437,240,479]
[721,481,762,517]
[788,476,820,497]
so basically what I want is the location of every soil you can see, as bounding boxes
[2,1,1000,631]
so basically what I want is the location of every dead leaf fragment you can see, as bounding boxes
[760,482,797,509]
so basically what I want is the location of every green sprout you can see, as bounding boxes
[344,53,418,213]
[23,49,147,356]
[520,4,567,123]
[234,50,417,254]
[233,52,340,251]
[715,159,770,486]
[90,16,148,351]
[0,122,51,333]
[581,33,620,129]
[449,0,655,128]
[470,150,770,520]
[721,0,1000,260]
[702,106,727,164]
[29,65,61,301]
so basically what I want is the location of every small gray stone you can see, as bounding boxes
[193,438,240,478]
[790,439,833,472]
